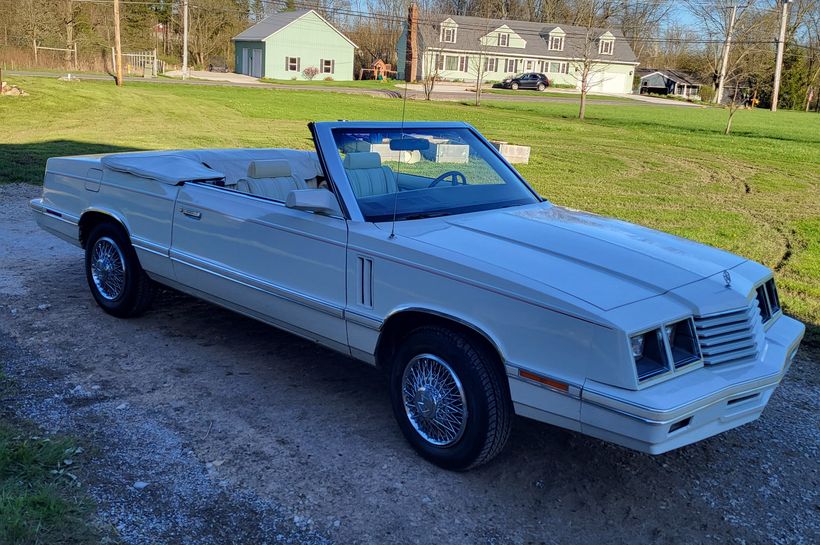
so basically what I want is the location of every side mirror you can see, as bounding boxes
[286,189,342,216]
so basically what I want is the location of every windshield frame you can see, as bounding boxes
[310,121,543,223]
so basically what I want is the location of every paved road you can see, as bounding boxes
[1,183,817,545]
[5,70,697,106]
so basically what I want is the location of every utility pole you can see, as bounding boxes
[715,4,738,104]
[113,0,123,86]
[771,0,792,112]
[182,0,189,80]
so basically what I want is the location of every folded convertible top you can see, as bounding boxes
[99,148,323,185]
[101,153,224,185]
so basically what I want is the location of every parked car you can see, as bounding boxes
[31,122,804,470]
[207,56,228,72]
[498,72,549,91]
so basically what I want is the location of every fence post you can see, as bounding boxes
[111,47,116,74]
[34,39,38,63]
[73,43,78,71]
[153,48,158,77]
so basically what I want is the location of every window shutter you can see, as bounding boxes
[297,57,301,71]
[285,56,288,70]
[331,60,335,74]
[320,59,324,72]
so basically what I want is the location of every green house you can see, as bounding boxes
[233,9,357,81]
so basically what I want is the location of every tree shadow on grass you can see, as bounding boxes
[0,141,143,185]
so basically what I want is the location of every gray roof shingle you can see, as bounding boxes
[233,9,312,41]
[419,14,638,64]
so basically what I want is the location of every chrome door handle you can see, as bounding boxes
[180,208,201,219]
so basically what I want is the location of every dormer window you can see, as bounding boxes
[548,27,565,51]
[498,33,509,47]
[599,38,614,55]
[440,19,458,43]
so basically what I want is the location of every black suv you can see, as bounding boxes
[499,72,549,91]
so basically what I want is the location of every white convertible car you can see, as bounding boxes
[31,122,804,470]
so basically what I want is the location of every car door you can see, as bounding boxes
[521,74,536,89]
[169,183,349,352]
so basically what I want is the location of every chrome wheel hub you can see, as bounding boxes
[402,354,467,447]
[91,237,126,301]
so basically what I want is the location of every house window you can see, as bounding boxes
[498,33,509,47]
[504,58,518,73]
[445,55,459,71]
[286,57,300,71]
[599,39,614,55]
[321,59,334,74]
[441,26,456,43]
[483,57,498,72]
[459,56,468,72]
[549,36,564,51]
[435,54,444,71]
[547,61,568,74]
[537,60,547,72]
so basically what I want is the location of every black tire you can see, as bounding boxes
[389,326,512,470]
[537,83,546,91]
[84,222,154,318]
[510,82,519,90]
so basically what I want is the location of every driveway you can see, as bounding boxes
[1,183,817,545]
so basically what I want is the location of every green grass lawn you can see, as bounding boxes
[1,76,818,345]
[260,77,404,89]
[483,87,635,101]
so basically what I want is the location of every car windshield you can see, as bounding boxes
[331,127,539,222]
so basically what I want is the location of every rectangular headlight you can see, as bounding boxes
[632,329,669,381]
[666,318,700,368]
[756,278,782,324]
[765,279,781,315]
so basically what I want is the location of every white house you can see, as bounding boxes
[398,10,639,94]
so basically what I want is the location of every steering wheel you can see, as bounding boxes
[428,171,467,188]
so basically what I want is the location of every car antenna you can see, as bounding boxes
[389,75,411,240]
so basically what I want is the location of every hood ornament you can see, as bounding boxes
[723,270,732,287]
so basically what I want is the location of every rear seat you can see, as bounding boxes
[236,159,307,201]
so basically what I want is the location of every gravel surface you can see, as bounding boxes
[1,182,818,545]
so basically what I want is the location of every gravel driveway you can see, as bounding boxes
[1,183,817,545]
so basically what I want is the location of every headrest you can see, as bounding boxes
[343,152,382,170]
[247,159,292,179]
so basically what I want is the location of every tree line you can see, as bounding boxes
[1,0,818,110]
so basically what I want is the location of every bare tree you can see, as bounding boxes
[568,0,615,119]
[421,47,441,100]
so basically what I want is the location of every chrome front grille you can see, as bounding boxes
[694,302,760,365]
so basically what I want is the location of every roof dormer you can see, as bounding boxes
[598,31,615,55]
[480,25,526,49]
[548,27,565,51]
[439,18,458,44]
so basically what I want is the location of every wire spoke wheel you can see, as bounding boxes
[90,237,127,301]
[401,354,468,447]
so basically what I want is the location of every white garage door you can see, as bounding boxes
[587,72,627,94]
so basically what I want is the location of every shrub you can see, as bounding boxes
[324,76,334,81]
[302,66,319,80]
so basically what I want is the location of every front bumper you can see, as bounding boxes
[579,314,805,454]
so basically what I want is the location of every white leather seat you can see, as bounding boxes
[342,152,398,198]
[236,159,307,201]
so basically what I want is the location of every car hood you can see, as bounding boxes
[399,204,745,311]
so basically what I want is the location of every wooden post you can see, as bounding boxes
[113,0,123,86]
[73,42,78,71]
[34,39,38,63]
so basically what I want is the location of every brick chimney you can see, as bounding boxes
[405,2,419,82]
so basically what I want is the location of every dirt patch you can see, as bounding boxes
[1,183,818,545]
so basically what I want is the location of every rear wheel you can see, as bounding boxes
[389,326,512,470]
[511,82,519,90]
[85,222,154,318]
[537,83,546,91]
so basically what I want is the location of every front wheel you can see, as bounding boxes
[389,326,512,470]
[85,222,154,318]
[510,82,519,90]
